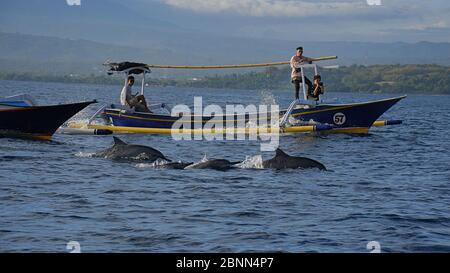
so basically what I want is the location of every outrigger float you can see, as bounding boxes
[61,57,405,136]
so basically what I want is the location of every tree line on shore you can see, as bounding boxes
[1,64,449,94]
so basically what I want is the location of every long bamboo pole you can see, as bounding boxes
[144,56,337,69]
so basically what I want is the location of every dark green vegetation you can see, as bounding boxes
[4,64,447,94]
[179,65,450,94]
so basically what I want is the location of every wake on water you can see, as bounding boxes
[260,90,277,106]
[135,154,265,170]
[136,158,173,169]
[235,155,264,169]
[184,154,210,169]
[75,151,95,158]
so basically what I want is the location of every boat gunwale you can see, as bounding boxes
[102,96,406,122]
[0,100,97,113]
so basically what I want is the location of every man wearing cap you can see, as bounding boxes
[290,47,313,100]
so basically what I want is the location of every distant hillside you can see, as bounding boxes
[0,32,187,75]
[2,32,450,79]
[1,0,450,67]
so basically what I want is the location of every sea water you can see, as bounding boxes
[0,80,449,252]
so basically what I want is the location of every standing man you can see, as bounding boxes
[290,47,313,99]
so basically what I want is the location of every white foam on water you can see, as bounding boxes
[132,152,152,161]
[136,159,177,169]
[260,90,277,106]
[136,163,150,168]
[68,118,89,126]
[200,154,208,162]
[235,155,264,169]
[65,116,107,129]
[184,154,209,169]
[75,151,95,158]
[286,116,324,126]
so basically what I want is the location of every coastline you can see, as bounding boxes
[1,64,449,95]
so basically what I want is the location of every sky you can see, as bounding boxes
[131,0,450,42]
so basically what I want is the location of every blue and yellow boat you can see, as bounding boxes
[64,61,404,135]
[99,96,404,134]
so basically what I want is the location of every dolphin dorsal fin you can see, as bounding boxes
[113,136,126,146]
[275,148,289,157]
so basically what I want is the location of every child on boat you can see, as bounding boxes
[308,75,324,101]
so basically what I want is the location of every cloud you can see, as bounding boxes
[407,20,448,31]
[153,0,450,42]
[163,0,374,17]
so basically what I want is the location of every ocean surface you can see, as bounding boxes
[1,80,449,253]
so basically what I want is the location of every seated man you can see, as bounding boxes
[308,75,325,101]
[120,76,151,112]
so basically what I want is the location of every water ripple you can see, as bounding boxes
[1,82,449,252]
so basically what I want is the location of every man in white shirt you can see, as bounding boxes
[120,76,150,112]
[290,47,313,100]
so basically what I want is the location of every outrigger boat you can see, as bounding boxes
[0,94,96,140]
[63,58,404,135]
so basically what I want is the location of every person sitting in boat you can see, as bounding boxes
[290,46,313,100]
[308,75,325,101]
[120,75,151,112]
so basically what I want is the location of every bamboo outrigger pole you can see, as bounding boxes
[144,56,338,69]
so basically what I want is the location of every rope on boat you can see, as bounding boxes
[144,56,338,69]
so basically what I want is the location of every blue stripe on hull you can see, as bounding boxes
[109,115,176,129]
[0,101,32,107]
[105,111,263,129]
[105,111,175,128]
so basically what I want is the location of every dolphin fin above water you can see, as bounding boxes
[93,138,324,171]
[113,136,127,146]
[275,148,289,157]
[263,148,326,170]
[95,137,171,162]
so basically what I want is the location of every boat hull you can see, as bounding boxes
[0,101,95,140]
[102,96,405,133]
[103,110,266,129]
[290,96,405,132]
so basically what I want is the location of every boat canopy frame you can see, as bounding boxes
[105,62,151,96]
[280,63,320,127]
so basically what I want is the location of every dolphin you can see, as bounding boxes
[185,159,241,171]
[95,136,171,162]
[262,148,326,170]
[155,162,193,169]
